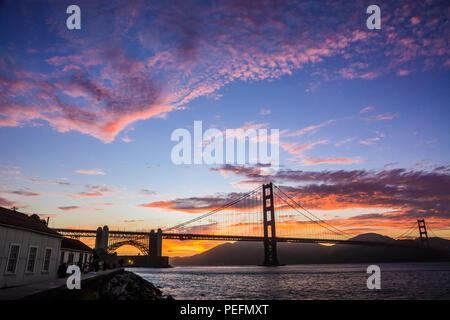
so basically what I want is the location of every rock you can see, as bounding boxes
[99,270,172,300]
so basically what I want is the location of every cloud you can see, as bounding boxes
[139,201,176,208]
[0,165,21,175]
[58,206,80,211]
[2,190,40,197]
[138,190,259,213]
[375,113,399,120]
[397,69,411,76]
[334,137,355,147]
[286,120,334,137]
[360,106,374,114]
[78,192,103,198]
[302,157,364,166]
[259,109,271,116]
[281,139,328,159]
[75,169,105,175]
[140,189,157,196]
[0,197,14,207]
[208,164,450,223]
[360,132,384,145]
[27,177,74,187]
[75,184,115,198]
[1,0,447,142]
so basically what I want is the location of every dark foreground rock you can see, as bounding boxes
[24,269,174,300]
[100,270,173,300]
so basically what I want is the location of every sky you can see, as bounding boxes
[0,0,449,256]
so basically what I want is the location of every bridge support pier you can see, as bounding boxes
[262,183,279,266]
[149,228,163,257]
[95,226,109,254]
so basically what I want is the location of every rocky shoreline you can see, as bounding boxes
[100,270,174,300]
[23,269,173,300]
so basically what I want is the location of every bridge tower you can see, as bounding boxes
[102,225,109,249]
[94,226,109,253]
[95,227,103,250]
[149,228,162,257]
[417,219,429,247]
[262,183,279,266]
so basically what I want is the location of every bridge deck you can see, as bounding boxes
[53,229,398,247]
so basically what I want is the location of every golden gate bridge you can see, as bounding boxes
[54,183,430,266]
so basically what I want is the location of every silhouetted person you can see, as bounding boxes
[93,259,99,272]
[57,263,67,278]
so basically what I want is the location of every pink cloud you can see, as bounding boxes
[0,197,15,207]
[360,132,385,146]
[302,157,364,166]
[0,0,447,144]
[75,169,105,175]
[0,169,21,175]
[397,69,411,76]
[360,106,374,114]
[334,137,355,147]
[281,140,328,158]
[286,120,334,137]
[78,192,103,198]
[375,113,399,120]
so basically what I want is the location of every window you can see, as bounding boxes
[68,252,74,264]
[78,252,83,263]
[6,244,20,274]
[60,251,65,264]
[42,248,52,272]
[26,246,38,273]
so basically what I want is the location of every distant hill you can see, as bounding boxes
[349,233,396,243]
[170,233,450,266]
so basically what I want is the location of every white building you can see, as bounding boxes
[59,237,93,267]
[0,207,62,288]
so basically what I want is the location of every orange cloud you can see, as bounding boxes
[139,201,176,208]
[78,192,104,198]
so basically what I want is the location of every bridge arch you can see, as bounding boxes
[107,240,149,255]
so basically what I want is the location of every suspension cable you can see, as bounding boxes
[273,184,351,238]
[163,185,263,232]
[394,222,417,239]
[426,224,441,239]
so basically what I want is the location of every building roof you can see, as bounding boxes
[61,237,93,252]
[0,207,61,237]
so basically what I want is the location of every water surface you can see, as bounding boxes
[130,262,450,300]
